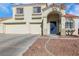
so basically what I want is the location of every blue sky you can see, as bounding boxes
[0,3,12,18]
[65,3,79,16]
[0,3,79,18]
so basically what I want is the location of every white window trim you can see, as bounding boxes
[16,8,24,15]
[33,6,42,14]
[65,18,74,29]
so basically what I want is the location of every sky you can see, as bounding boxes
[0,3,79,18]
[65,3,79,16]
[0,3,12,18]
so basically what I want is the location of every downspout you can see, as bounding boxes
[41,19,43,36]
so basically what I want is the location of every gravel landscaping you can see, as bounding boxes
[23,36,79,56]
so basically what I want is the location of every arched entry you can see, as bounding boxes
[47,11,61,35]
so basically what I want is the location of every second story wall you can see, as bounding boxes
[12,3,47,22]
[13,6,25,22]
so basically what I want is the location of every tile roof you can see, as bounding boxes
[63,14,79,18]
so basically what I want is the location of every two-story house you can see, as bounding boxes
[0,3,79,36]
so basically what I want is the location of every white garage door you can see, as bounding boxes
[5,24,27,34]
[30,24,41,35]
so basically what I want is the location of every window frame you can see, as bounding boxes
[65,18,74,29]
[33,7,41,13]
[16,8,24,14]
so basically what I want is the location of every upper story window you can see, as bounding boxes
[33,7,41,13]
[65,18,74,29]
[16,8,24,14]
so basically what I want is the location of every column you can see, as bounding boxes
[61,17,66,36]
[43,17,47,35]
[61,9,66,36]
[47,23,50,35]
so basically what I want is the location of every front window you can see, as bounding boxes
[65,18,75,35]
[65,19,74,29]
[33,7,41,13]
[16,8,24,14]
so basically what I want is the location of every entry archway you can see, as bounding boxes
[47,11,61,35]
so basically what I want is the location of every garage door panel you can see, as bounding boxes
[30,24,41,35]
[5,24,27,34]
[5,23,41,34]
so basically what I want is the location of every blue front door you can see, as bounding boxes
[50,22,57,34]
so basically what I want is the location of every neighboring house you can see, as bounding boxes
[0,3,79,36]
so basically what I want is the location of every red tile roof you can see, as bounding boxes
[63,14,79,18]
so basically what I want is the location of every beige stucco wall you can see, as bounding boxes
[13,4,46,21]
[73,19,78,35]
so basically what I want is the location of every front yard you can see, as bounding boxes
[23,36,79,56]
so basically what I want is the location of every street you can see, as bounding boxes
[0,34,39,56]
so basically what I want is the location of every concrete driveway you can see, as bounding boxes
[0,34,39,56]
